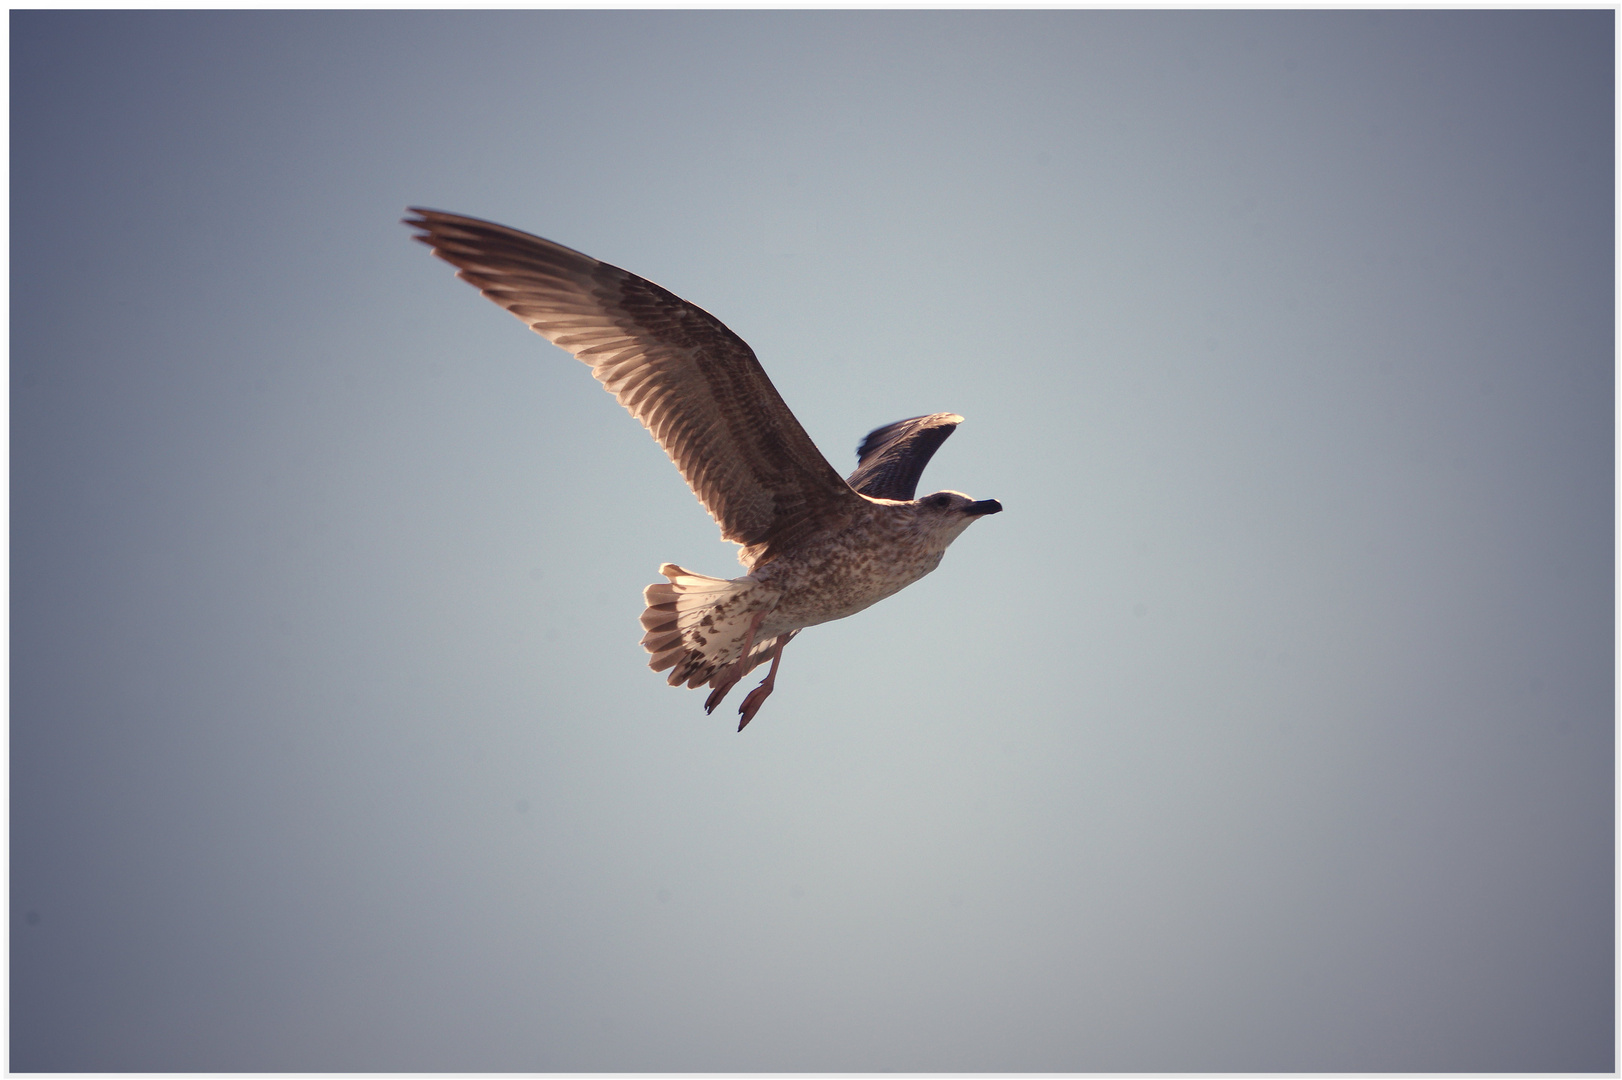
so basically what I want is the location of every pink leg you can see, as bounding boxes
[704,608,767,715]
[736,634,790,731]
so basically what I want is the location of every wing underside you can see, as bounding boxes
[407,209,862,560]
[846,413,963,500]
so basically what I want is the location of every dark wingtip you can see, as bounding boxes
[854,412,962,463]
[402,208,440,247]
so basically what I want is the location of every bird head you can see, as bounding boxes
[909,490,1003,546]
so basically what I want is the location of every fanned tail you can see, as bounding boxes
[639,564,776,689]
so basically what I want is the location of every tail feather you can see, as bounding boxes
[639,563,775,689]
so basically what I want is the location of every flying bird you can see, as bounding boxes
[406,209,1002,730]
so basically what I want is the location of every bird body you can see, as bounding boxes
[749,491,991,633]
[407,209,1001,729]
[645,490,989,686]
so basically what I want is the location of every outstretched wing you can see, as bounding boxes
[407,209,862,559]
[846,413,963,500]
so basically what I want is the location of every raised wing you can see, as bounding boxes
[407,209,862,560]
[846,413,963,500]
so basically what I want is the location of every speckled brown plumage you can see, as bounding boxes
[407,209,1001,729]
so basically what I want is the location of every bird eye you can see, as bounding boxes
[928,494,951,508]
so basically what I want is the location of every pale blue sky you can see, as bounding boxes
[11,10,1613,1071]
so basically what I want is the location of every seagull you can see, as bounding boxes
[406,209,1002,730]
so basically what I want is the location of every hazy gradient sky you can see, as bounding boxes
[11,10,1613,1072]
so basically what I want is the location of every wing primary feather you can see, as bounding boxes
[406,208,864,563]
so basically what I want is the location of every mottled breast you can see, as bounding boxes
[753,503,948,635]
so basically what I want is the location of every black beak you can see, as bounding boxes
[966,499,1003,516]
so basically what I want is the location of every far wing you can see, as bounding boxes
[407,209,862,560]
[846,413,963,500]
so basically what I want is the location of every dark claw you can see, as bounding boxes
[704,682,733,714]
